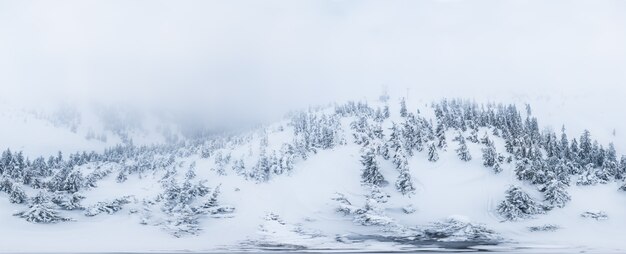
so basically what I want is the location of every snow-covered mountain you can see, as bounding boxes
[1,96,626,253]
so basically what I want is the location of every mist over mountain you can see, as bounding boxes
[1,0,626,253]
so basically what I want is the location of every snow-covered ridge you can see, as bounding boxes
[0,97,625,253]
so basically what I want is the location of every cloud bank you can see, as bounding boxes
[0,0,625,119]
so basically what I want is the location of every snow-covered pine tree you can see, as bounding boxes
[542,179,571,209]
[382,105,390,119]
[482,141,497,168]
[401,115,423,155]
[9,184,27,204]
[400,97,408,117]
[480,131,491,145]
[251,151,271,182]
[395,158,415,196]
[570,138,580,162]
[598,160,617,182]
[559,125,571,159]
[579,130,593,164]
[14,192,72,223]
[497,186,545,221]
[427,143,439,162]
[232,158,246,176]
[455,133,472,162]
[492,160,503,174]
[468,128,479,143]
[385,123,402,159]
[576,164,602,185]
[52,191,85,210]
[49,166,84,193]
[617,156,626,180]
[435,121,447,149]
[360,147,385,186]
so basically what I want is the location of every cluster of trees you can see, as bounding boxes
[429,99,624,220]
[150,171,234,237]
[342,97,624,221]
[239,109,347,183]
[2,96,625,228]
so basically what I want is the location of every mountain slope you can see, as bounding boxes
[0,97,625,253]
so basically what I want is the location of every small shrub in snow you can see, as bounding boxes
[85,197,131,217]
[528,224,560,232]
[402,205,416,214]
[206,205,235,216]
[264,212,285,224]
[116,171,128,183]
[367,185,390,204]
[353,188,395,227]
[332,193,358,215]
[581,211,608,221]
[353,199,394,227]
[165,208,202,237]
[423,217,500,242]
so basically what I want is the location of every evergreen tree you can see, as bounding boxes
[401,115,423,154]
[579,130,592,164]
[480,132,491,145]
[9,184,27,204]
[455,133,472,162]
[497,186,545,221]
[576,164,602,185]
[542,179,571,209]
[49,167,84,193]
[233,159,246,175]
[504,138,515,154]
[482,142,497,168]
[559,126,570,159]
[382,105,390,119]
[252,152,271,182]
[596,162,615,182]
[617,156,626,180]
[395,162,415,196]
[427,143,439,162]
[14,192,72,223]
[400,97,408,117]
[383,123,404,160]
[468,128,479,143]
[360,147,385,186]
[52,192,85,210]
[435,121,447,149]
[492,160,503,174]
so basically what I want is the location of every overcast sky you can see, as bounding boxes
[1,0,625,118]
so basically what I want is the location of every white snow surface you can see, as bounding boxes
[0,96,625,253]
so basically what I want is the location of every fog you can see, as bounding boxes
[1,0,625,121]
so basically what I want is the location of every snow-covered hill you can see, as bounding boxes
[1,96,625,253]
